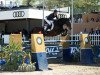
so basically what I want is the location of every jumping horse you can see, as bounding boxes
[31,18,71,36]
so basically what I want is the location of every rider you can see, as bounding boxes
[45,10,58,31]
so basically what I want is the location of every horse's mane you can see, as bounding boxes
[55,18,70,24]
[54,18,71,29]
[58,18,69,21]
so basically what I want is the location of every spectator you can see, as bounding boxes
[9,1,13,9]
[78,18,81,23]
[73,17,75,23]
[94,27,100,34]
[90,18,95,22]
[89,28,94,34]
[80,18,83,23]
[22,29,28,37]
[84,28,87,33]
[0,1,3,7]
[78,17,83,23]
[13,2,17,7]
[96,17,99,22]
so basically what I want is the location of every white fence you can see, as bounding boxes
[45,35,61,45]
[44,34,100,46]
[90,34,100,46]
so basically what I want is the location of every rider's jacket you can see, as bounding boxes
[47,13,58,20]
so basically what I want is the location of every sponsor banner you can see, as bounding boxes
[45,46,62,58]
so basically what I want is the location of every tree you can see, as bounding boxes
[73,0,100,14]
[22,0,70,9]
[22,0,35,6]
[22,0,100,13]
[44,0,70,10]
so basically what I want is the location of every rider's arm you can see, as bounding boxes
[55,15,58,19]
[53,15,58,20]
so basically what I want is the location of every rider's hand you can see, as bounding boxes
[53,17,58,20]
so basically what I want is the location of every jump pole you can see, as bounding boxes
[80,33,94,64]
[31,34,48,70]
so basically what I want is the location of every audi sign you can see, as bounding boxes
[13,11,25,18]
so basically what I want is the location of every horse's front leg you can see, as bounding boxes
[61,29,68,36]
[63,24,71,34]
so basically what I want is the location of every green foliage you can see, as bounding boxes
[22,0,70,9]
[1,51,36,71]
[23,0,100,14]
[1,41,36,71]
[3,53,19,71]
[22,0,35,6]
[18,63,36,72]
[2,42,21,52]
[22,0,100,14]
[73,0,99,14]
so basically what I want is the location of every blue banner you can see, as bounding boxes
[45,46,62,59]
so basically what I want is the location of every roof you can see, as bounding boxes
[0,7,52,20]
[51,7,70,13]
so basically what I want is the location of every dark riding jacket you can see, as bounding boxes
[47,13,58,20]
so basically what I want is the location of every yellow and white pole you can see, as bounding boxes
[60,35,71,62]
[31,34,48,70]
[80,34,94,64]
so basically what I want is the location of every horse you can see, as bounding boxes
[31,18,71,36]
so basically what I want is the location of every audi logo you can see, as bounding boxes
[13,11,25,18]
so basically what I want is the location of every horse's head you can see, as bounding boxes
[58,18,72,33]
[58,18,72,30]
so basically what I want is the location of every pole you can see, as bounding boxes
[71,0,74,44]
[42,0,45,27]
[59,0,60,12]
[5,0,6,7]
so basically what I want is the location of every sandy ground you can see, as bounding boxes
[0,63,100,75]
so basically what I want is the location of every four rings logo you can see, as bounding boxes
[13,11,25,18]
